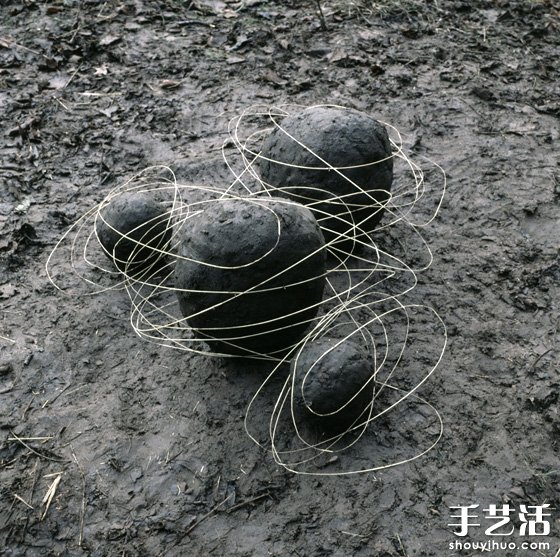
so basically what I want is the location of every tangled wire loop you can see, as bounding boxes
[47,104,447,475]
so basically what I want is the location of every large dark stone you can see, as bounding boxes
[258,106,393,247]
[96,191,172,278]
[174,198,327,356]
[291,336,375,431]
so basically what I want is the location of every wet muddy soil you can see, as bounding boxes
[1,1,559,556]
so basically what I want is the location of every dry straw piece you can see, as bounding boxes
[46,104,447,475]
[41,473,63,520]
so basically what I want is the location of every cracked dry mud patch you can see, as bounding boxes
[1,1,559,556]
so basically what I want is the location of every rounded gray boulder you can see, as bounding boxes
[174,197,327,356]
[258,106,393,247]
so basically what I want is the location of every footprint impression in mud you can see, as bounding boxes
[47,104,447,475]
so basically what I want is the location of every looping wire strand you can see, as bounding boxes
[46,104,447,475]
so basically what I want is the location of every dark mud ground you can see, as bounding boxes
[1,1,559,556]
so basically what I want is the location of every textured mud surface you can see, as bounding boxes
[1,1,559,556]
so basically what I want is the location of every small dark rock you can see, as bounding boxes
[95,192,172,278]
[471,86,496,102]
[291,336,375,432]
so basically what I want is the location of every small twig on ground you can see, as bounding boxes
[165,450,183,465]
[21,461,39,542]
[42,383,72,408]
[0,334,16,344]
[9,432,67,463]
[29,460,39,497]
[315,0,328,30]
[44,471,65,478]
[396,533,410,556]
[180,494,233,537]
[71,446,86,547]
[54,97,71,111]
[21,396,35,421]
[13,493,34,509]
[62,64,82,90]
[60,385,88,399]
[340,530,368,538]
[536,469,560,478]
[7,436,54,442]
[531,348,553,371]
[97,1,108,18]
[226,492,270,513]
[0,37,40,55]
